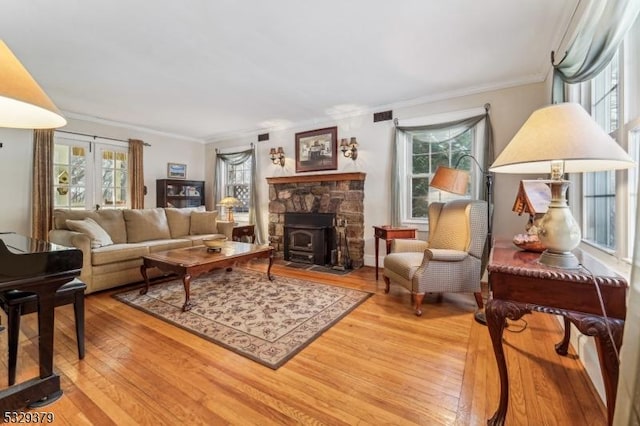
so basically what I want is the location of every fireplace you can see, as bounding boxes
[284,213,335,265]
[266,172,365,268]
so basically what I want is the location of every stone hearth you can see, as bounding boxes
[266,172,365,268]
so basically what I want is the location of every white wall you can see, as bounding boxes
[0,128,34,235]
[206,82,549,267]
[0,118,206,236]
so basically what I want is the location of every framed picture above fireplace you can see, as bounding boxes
[295,126,338,173]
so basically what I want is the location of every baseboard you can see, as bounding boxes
[557,315,605,402]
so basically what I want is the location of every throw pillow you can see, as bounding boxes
[66,217,114,249]
[165,206,206,238]
[190,211,218,235]
[123,208,171,243]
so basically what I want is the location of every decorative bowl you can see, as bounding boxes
[203,237,227,250]
[512,234,546,253]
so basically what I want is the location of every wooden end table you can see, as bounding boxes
[232,224,255,243]
[373,225,417,280]
[486,241,627,426]
[140,241,273,311]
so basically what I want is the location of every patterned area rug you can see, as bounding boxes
[113,268,371,369]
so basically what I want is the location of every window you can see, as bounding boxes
[54,133,130,210]
[583,53,619,250]
[53,142,88,208]
[224,156,252,214]
[577,22,640,261]
[215,152,254,223]
[401,126,478,223]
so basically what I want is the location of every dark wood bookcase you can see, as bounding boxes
[156,179,204,208]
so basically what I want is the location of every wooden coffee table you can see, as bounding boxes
[139,241,274,311]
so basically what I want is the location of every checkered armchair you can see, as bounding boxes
[383,199,488,316]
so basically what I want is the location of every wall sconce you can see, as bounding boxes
[269,146,285,167]
[340,137,358,160]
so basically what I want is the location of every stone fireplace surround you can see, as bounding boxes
[266,172,365,268]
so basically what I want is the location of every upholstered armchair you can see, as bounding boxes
[383,199,488,316]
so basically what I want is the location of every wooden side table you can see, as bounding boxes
[373,225,417,280]
[232,224,255,243]
[486,241,627,426]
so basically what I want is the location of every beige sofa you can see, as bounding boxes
[48,207,233,294]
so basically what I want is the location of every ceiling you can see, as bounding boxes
[1,0,578,143]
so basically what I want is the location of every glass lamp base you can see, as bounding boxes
[539,250,580,269]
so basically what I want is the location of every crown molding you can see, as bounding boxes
[62,111,207,144]
[204,73,547,144]
[63,72,547,146]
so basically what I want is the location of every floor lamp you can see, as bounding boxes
[0,40,67,128]
[0,39,67,400]
[430,154,493,325]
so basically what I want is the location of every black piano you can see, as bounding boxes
[0,233,82,412]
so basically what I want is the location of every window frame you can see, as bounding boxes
[397,116,485,229]
[576,44,638,262]
[53,132,131,210]
[220,155,253,222]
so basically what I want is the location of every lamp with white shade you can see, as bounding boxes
[0,40,66,129]
[217,196,243,223]
[490,102,635,269]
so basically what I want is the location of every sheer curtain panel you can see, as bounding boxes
[552,0,640,103]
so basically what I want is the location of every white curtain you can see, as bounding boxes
[553,0,640,103]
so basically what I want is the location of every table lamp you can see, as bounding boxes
[217,196,242,222]
[490,103,635,269]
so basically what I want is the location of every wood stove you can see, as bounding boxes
[284,213,335,265]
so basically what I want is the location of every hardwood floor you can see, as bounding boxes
[0,261,607,425]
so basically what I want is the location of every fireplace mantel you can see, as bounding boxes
[266,172,365,185]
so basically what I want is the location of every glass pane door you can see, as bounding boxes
[53,139,91,209]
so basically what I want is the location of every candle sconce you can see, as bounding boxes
[340,137,358,160]
[269,146,285,167]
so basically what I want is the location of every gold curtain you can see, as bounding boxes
[31,129,54,240]
[128,139,145,209]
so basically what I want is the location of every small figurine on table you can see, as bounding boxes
[512,180,551,252]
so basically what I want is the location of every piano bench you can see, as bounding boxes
[0,278,86,386]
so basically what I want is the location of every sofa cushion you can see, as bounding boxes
[95,209,127,244]
[383,252,424,281]
[145,239,193,252]
[65,218,113,249]
[53,209,99,230]
[165,206,206,238]
[123,208,171,243]
[92,243,150,266]
[429,202,470,251]
[190,211,218,235]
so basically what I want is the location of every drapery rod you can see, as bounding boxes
[215,142,254,154]
[393,103,491,127]
[55,130,151,146]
